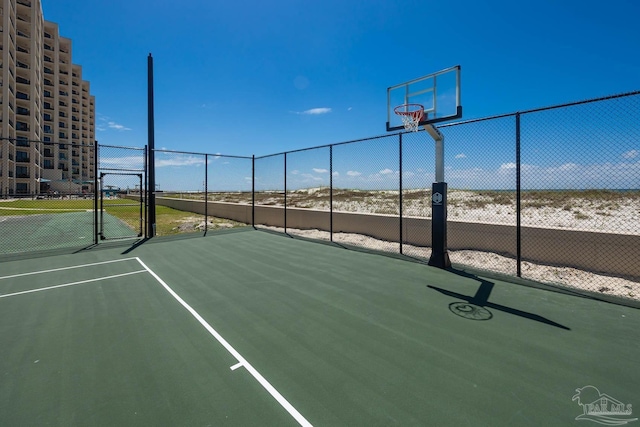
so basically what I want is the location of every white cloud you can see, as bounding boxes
[379,168,394,175]
[99,155,144,169]
[107,121,132,131]
[499,162,537,173]
[622,149,639,159]
[455,153,467,159]
[291,170,300,175]
[292,107,332,115]
[156,155,206,167]
[332,172,340,177]
[313,168,328,173]
[301,173,323,182]
[346,170,361,177]
[558,163,578,171]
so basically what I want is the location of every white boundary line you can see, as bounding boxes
[0,257,139,281]
[135,257,312,427]
[0,270,146,299]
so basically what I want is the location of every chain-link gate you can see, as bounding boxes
[97,144,147,242]
[98,172,144,240]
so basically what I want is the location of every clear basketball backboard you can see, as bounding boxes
[386,65,462,132]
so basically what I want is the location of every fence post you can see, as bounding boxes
[93,143,99,245]
[143,145,147,239]
[516,113,522,277]
[284,152,287,234]
[205,153,208,235]
[399,133,403,255]
[330,145,333,242]
[252,155,255,228]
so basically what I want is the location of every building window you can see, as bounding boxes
[16,166,29,178]
[16,183,29,194]
[16,150,29,161]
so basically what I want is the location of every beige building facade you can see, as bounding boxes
[0,0,95,196]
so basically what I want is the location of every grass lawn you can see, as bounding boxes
[0,198,247,235]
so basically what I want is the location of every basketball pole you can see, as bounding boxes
[425,124,451,269]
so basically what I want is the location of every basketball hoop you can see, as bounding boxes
[394,103,424,132]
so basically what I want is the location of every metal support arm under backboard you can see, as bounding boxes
[424,124,445,182]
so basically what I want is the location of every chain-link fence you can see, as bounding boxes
[153,149,253,236]
[249,91,640,302]
[3,91,639,303]
[0,138,97,255]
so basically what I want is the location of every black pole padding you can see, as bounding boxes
[428,182,451,268]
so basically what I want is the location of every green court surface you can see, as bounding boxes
[1,229,638,426]
[0,211,136,255]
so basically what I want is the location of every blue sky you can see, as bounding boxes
[43,0,640,190]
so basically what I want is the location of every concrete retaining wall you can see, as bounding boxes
[154,197,640,279]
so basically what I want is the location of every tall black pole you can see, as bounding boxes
[147,53,156,238]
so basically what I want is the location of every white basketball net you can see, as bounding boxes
[394,104,425,132]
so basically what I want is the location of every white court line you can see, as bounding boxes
[0,257,138,281]
[135,257,313,427]
[0,270,146,299]
[230,362,243,371]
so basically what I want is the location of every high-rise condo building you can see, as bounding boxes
[0,0,95,196]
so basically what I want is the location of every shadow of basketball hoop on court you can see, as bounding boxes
[428,270,571,330]
[448,301,493,321]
